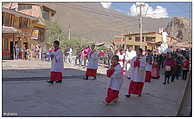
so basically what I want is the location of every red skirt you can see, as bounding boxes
[145,71,152,82]
[128,80,144,95]
[50,72,62,81]
[105,88,119,103]
[86,69,97,77]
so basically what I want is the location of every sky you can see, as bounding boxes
[100,2,192,19]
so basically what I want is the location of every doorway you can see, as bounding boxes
[10,41,14,60]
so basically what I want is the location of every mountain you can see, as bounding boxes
[165,17,192,43]
[44,3,170,43]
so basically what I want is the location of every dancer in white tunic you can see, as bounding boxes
[105,55,123,104]
[127,48,137,79]
[84,45,99,80]
[126,48,146,97]
[116,49,125,68]
[47,40,64,84]
[145,50,153,82]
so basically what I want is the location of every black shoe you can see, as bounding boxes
[127,77,131,80]
[47,80,54,84]
[163,82,166,85]
[138,94,142,97]
[56,80,62,83]
[83,76,88,80]
[125,94,131,98]
[171,80,174,82]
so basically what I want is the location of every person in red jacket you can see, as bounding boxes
[182,57,190,80]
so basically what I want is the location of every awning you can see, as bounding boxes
[2,26,21,34]
[95,43,105,47]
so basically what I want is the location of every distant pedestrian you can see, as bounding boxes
[151,59,160,79]
[163,53,175,84]
[145,50,153,82]
[116,49,125,68]
[106,48,113,67]
[75,48,81,65]
[105,55,123,105]
[67,47,73,64]
[182,57,189,80]
[47,40,64,84]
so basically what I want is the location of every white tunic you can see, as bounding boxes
[107,64,123,91]
[50,49,64,72]
[130,56,146,82]
[125,51,130,61]
[145,63,152,72]
[87,51,99,69]
[117,52,125,67]
[129,50,137,60]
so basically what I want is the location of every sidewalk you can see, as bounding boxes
[2,60,187,116]
[2,60,106,79]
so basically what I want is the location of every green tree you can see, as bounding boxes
[46,22,88,52]
[46,21,66,49]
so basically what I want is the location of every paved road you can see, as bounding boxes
[3,78,186,116]
[2,60,187,116]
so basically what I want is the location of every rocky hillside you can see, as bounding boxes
[44,2,169,43]
[165,17,192,43]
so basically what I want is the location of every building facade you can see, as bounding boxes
[3,2,56,59]
[2,7,38,60]
[3,2,56,51]
[114,32,167,51]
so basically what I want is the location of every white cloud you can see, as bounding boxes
[129,3,169,18]
[100,2,112,9]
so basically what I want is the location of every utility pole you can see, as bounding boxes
[68,24,71,40]
[136,3,145,49]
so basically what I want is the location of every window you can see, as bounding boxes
[135,37,140,42]
[18,5,32,11]
[146,37,156,42]
[3,13,10,26]
[4,39,9,49]
[19,18,28,28]
[135,45,140,51]
[42,7,49,20]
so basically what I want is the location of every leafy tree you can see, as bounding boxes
[46,22,88,52]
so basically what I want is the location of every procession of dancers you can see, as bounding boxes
[47,40,191,105]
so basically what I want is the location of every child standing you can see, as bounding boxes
[47,41,64,84]
[105,55,123,104]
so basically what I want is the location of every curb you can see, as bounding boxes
[176,71,192,116]
[3,74,105,81]
[3,75,82,81]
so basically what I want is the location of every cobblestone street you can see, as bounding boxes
[2,60,187,116]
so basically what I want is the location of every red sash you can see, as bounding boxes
[134,58,140,68]
[107,64,118,77]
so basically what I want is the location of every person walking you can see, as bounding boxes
[47,41,64,84]
[163,53,176,84]
[83,45,99,80]
[182,57,190,80]
[125,48,146,97]
[145,50,153,82]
